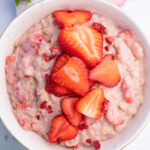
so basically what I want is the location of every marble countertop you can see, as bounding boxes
[0,0,150,150]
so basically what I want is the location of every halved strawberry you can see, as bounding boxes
[58,25,103,67]
[51,53,70,75]
[52,57,90,96]
[45,54,73,96]
[53,10,92,28]
[76,88,105,120]
[89,54,121,87]
[49,115,78,143]
[61,97,82,127]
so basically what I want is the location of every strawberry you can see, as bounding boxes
[49,115,78,143]
[89,54,121,87]
[51,53,70,75]
[58,25,103,67]
[51,82,73,97]
[76,88,105,120]
[52,57,90,96]
[45,54,73,96]
[61,97,82,127]
[53,10,92,28]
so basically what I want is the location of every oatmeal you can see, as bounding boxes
[5,10,145,149]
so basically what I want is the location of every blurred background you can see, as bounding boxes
[0,0,150,149]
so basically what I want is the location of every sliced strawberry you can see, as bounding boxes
[76,88,105,120]
[54,10,92,28]
[52,57,90,96]
[45,54,73,96]
[58,25,103,67]
[52,83,73,97]
[49,115,78,143]
[61,97,82,127]
[51,53,70,75]
[89,54,121,87]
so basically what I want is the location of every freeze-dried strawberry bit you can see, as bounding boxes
[56,137,62,144]
[106,36,114,45]
[104,46,109,51]
[43,53,50,62]
[94,140,101,149]
[49,46,60,60]
[47,105,53,113]
[36,115,40,120]
[78,124,88,130]
[86,139,92,144]
[101,99,110,113]
[40,101,47,109]
[92,23,108,34]
[48,110,54,114]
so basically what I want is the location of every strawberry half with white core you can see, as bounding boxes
[54,10,92,28]
[89,54,121,87]
[58,25,103,67]
[108,0,127,7]
[49,115,78,143]
[76,88,105,120]
[52,57,90,96]
[61,97,82,127]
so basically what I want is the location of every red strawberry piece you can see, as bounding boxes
[94,140,101,149]
[92,23,108,34]
[45,54,73,96]
[86,139,92,144]
[89,54,121,87]
[51,53,70,75]
[54,10,92,28]
[61,97,82,127]
[52,57,90,96]
[58,25,103,67]
[104,46,109,51]
[49,115,78,143]
[76,88,105,120]
[105,36,114,45]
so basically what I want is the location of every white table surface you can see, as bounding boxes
[0,0,149,150]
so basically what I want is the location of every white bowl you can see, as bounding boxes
[0,0,150,150]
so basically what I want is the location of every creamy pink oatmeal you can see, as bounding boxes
[5,10,145,150]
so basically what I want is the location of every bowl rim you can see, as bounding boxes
[0,0,150,149]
